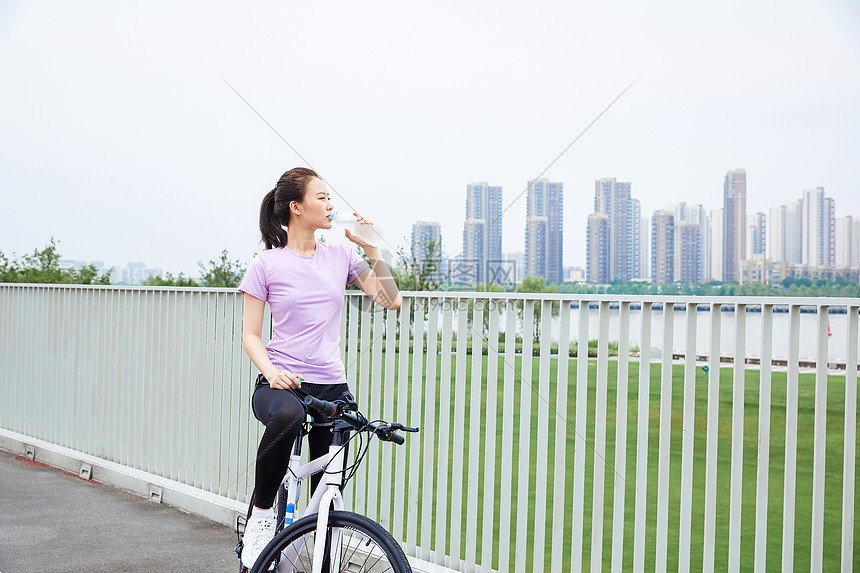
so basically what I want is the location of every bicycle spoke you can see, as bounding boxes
[355,535,391,573]
[339,531,362,567]
[259,509,409,572]
[279,532,313,572]
[362,549,391,572]
[299,533,314,571]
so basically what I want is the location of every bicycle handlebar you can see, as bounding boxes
[302,395,419,445]
[302,395,339,417]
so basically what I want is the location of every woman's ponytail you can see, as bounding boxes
[260,188,288,249]
[258,167,319,250]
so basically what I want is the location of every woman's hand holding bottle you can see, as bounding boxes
[333,212,384,249]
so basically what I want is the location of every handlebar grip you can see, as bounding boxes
[388,432,405,445]
[303,395,337,417]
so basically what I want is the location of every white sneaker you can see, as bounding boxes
[242,514,277,569]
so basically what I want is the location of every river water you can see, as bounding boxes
[548,307,857,362]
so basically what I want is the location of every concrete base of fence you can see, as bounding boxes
[0,428,452,573]
[0,428,246,526]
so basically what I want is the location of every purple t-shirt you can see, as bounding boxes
[238,241,369,384]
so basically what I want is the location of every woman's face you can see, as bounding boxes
[298,177,334,230]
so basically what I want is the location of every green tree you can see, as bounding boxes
[144,272,200,287]
[198,250,246,287]
[0,239,112,285]
[468,281,506,337]
[515,275,559,343]
[393,237,446,291]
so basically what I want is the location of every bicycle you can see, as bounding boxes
[235,391,419,573]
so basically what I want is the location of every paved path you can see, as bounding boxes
[0,449,238,572]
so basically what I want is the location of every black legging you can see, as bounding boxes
[251,377,350,509]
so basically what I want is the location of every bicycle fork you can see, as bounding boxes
[308,432,348,573]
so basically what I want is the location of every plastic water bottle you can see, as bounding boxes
[331,212,385,248]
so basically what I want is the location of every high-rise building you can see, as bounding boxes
[723,169,747,282]
[651,210,674,285]
[525,178,564,283]
[639,216,650,280]
[825,197,836,266]
[677,222,702,284]
[668,203,706,284]
[769,206,786,261]
[631,199,642,279]
[709,209,723,282]
[586,213,610,284]
[411,221,443,283]
[110,262,162,285]
[835,215,860,269]
[747,212,766,258]
[785,200,803,263]
[587,178,639,282]
[650,203,704,285]
[461,182,503,284]
[852,219,860,269]
[700,215,711,283]
[836,216,852,268]
[801,187,835,267]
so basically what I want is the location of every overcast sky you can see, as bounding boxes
[2,0,859,275]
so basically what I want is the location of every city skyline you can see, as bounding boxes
[54,170,860,285]
[1,2,858,277]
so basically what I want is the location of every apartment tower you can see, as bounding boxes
[462,182,503,284]
[525,178,564,283]
[723,169,747,282]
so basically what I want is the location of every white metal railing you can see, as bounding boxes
[0,284,857,572]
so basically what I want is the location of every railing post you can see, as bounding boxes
[421,299,439,561]
[498,301,518,573]
[632,300,653,572]
[842,306,858,572]
[433,297,454,567]
[810,305,830,570]
[551,299,571,572]
[571,299,590,571]
[754,304,774,572]
[656,301,675,573]
[408,296,425,554]
[728,303,747,572]
[466,297,484,570]
[782,304,801,571]
[450,297,469,570]
[515,299,534,573]
[678,301,698,572]
[610,300,630,573]
[532,299,553,573]
[481,298,501,573]
[703,302,721,572]
[393,298,412,546]
[591,300,611,571]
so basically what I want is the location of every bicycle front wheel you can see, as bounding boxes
[250,510,411,573]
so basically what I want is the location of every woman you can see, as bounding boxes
[238,167,401,568]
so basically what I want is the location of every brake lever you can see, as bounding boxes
[389,423,420,433]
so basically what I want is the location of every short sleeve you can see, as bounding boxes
[238,254,269,301]
[346,246,371,286]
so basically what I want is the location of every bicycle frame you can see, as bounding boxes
[276,418,350,573]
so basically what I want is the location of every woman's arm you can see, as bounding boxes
[352,245,402,310]
[241,293,303,389]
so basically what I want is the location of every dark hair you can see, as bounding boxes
[259,167,320,249]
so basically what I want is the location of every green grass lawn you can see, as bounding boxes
[351,350,858,572]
